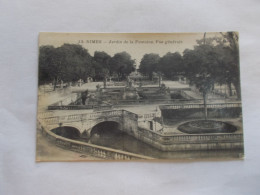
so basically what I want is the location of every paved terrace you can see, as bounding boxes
[38,81,240,121]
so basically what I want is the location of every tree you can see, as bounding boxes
[183,44,219,120]
[93,51,111,67]
[109,52,135,80]
[59,44,93,82]
[158,52,183,80]
[183,32,241,119]
[92,51,111,81]
[39,45,55,85]
[220,32,241,99]
[139,53,160,80]
[39,44,94,90]
[39,45,67,90]
[196,32,241,99]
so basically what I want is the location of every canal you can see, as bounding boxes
[84,125,242,159]
[52,125,243,159]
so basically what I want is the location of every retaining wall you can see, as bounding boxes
[137,127,243,151]
[37,120,153,160]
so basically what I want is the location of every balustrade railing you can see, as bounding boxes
[38,106,243,153]
[41,110,127,125]
[137,127,243,145]
[38,120,153,160]
[38,111,54,119]
[40,109,163,132]
[138,112,158,120]
[160,103,241,110]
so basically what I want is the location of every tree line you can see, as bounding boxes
[139,32,241,100]
[39,44,135,86]
[140,32,241,120]
[39,32,240,101]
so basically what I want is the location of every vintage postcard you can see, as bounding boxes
[37,32,244,161]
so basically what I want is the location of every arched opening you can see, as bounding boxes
[88,121,170,157]
[51,126,81,139]
[89,121,125,148]
[90,121,120,137]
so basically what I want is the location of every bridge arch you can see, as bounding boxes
[51,126,81,139]
[90,121,122,137]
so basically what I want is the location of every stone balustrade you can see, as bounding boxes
[41,109,146,125]
[160,103,241,110]
[139,113,158,119]
[38,120,153,160]
[38,111,54,119]
[42,110,126,125]
[137,127,243,151]
[139,127,243,143]
[39,105,243,152]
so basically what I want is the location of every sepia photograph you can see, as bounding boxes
[36,32,243,161]
[3,0,260,194]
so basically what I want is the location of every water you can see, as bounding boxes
[52,125,243,159]
[80,127,243,160]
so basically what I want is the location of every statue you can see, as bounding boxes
[96,84,101,92]
[81,90,88,105]
[138,82,143,88]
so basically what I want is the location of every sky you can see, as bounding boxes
[39,32,221,68]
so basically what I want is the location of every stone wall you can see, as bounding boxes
[160,103,242,119]
[136,127,243,151]
[40,108,243,153]
[38,120,153,160]
[122,110,139,137]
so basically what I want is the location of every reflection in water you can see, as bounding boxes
[51,123,243,159]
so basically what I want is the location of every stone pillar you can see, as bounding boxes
[103,77,107,89]
[81,130,90,139]
[159,75,162,87]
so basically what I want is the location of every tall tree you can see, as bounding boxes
[139,53,160,80]
[220,32,241,99]
[39,45,67,90]
[158,52,183,80]
[60,44,93,82]
[39,45,55,85]
[183,44,219,120]
[196,32,241,99]
[39,44,94,89]
[109,52,135,80]
[93,51,111,81]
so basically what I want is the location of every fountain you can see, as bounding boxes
[178,120,237,134]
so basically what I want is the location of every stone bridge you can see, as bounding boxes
[38,103,243,153]
[39,109,162,139]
